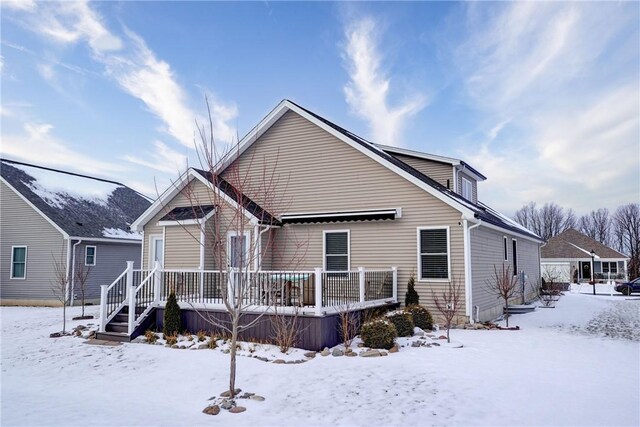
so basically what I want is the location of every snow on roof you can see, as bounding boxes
[1,159,151,241]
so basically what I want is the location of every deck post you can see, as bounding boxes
[391,266,398,302]
[314,268,323,316]
[99,285,108,332]
[153,260,161,304]
[126,261,135,335]
[359,267,365,303]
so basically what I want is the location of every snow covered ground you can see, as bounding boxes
[1,289,638,426]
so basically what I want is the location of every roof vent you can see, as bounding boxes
[76,222,83,226]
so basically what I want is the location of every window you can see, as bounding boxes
[11,246,27,279]
[85,246,96,266]
[503,236,508,261]
[462,177,473,200]
[602,262,618,274]
[512,239,518,275]
[324,231,350,271]
[228,232,249,269]
[418,227,450,280]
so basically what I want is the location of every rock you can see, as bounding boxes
[195,343,208,350]
[380,351,388,356]
[220,400,234,410]
[304,351,316,358]
[220,388,242,398]
[256,356,269,362]
[411,341,422,348]
[171,344,179,349]
[88,331,96,338]
[273,359,286,364]
[359,349,381,357]
[320,347,330,357]
[239,392,254,399]
[221,349,230,354]
[229,406,246,414]
[432,342,440,347]
[413,327,425,336]
[346,351,357,357]
[438,335,447,340]
[202,405,220,415]
[131,336,145,343]
[250,395,265,401]
[357,343,365,348]
[331,348,344,357]
[49,332,62,338]
[389,345,399,353]
[74,330,82,337]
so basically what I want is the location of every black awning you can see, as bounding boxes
[281,209,398,225]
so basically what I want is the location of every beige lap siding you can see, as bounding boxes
[223,110,467,316]
[470,226,541,322]
[164,225,201,269]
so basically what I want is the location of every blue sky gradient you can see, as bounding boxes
[1,1,638,214]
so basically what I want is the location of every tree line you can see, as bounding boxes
[513,202,640,279]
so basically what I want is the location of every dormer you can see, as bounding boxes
[376,145,486,204]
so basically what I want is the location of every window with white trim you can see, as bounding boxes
[503,236,508,261]
[85,246,96,266]
[228,232,249,269]
[324,231,349,271]
[462,177,473,200]
[418,228,449,280]
[602,261,618,274]
[11,246,27,279]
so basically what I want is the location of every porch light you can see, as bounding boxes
[590,250,596,295]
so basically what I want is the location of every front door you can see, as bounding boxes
[581,261,591,281]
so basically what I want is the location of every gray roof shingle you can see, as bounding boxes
[541,229,628,259]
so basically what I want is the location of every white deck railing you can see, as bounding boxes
[99,263,398,334]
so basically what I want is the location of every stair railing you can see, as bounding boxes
[128,261,160,335]
[100,261,135,332]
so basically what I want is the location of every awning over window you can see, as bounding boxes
[159,205,215,222]
[281,208,401,224]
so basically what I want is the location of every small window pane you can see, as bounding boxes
[326,255,348,271]
[419,229,449,280]
[325,232,349,271]
[420,229,447,253]
[86,247,96,265]
[12,247,26,279]
[503,237,508,261]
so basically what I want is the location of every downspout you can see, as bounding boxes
[70,239,82,307]
[257,224,274,271]
[463,217,482,323]
[65,238,71,304]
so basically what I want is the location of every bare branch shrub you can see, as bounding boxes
[50,250,69,333]
[338,303,359,351]
[484,264,520,327]
[431,276,462,343]
[74,261,91,317]
[271,305,302,353]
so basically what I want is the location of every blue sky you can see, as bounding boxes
[1,1,638,214]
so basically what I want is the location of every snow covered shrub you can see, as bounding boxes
[144,329,157,344]
[163,291,181,336]
[165,334,178,346]
[360,319,397,350]
[405,274,419,306]
[404,305,434,331]
[387,312,415,337]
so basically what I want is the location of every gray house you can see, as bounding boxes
[98,100,542,347]
[0,159,151,306]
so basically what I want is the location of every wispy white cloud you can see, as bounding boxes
[1,122,126,176]
[123,140,188,175]
[342,17,427,146]
[455,2,639,213]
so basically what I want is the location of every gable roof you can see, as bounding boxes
[218,99,542,242]
[541,228,628,259]
[1,159,151,241]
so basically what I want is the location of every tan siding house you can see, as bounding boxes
[131,100,542,326]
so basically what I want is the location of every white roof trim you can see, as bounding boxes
[217,100,476,219]
[1,176,70,239]
[131,169,260,232]
[567,242,601,258]
[476,220,544,244]
[68,236,142,244]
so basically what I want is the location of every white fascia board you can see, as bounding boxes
[190,170,259,225]
[68,236,142,244]
[475,220,544,244]
[282,208,400,220]
[1,176,70,238]
[567,242,601,258]
[130,169,191,232]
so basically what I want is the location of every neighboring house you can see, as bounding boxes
[540,228,629,283]
[0,159,151,306]
[99,100,542,347]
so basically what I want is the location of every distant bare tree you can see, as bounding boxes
[51,252,69,333]
[564,208,577,231]
[579,208,611,246]
[484,264,520,327]
[431,276,462,343]
[613,203,640,279]
[514,202,576,241]
[514,202,539,234]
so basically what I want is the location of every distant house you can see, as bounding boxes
[0,159,152,306]
[540,228,629,283]
[97,100,542,347]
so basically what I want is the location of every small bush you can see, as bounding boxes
[165,334,178,346]
[405,274,420,306]
[144,329,157,344]
[208,333,218,349]
[404,305,434,331]
[196,330,207,342]
[163,291,181,336]
[387,312,415,337]
[360,319,397,350]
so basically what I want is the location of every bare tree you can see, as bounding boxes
[271,305,302,353]
[484,264,520,327]
[613,203,640,279]
[338,303,359,351]
[74,261,92,318]
[579,208,611,246]
[514,202,539,234]
[51,252,69,334]
[160,98,308,399]
[431,276,462,343]
[538,267,563,308]
[513,202,576,241]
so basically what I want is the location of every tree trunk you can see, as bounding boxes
[229,315,238,398]
[504,300,509,327]
[62,300,66,333]
[446,323,451,343]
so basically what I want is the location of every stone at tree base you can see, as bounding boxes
[411,341,422,348]
[202,405,220,415]
[304,351,316,358]
[49,332,62,338]
[359,349,381,357]
[432,342,440,347]
[220,388,241,398]
[346,351,357,357]
[273,359,285,364]
[380,351,388,356]
[332,348,344,357]
[250,395,265,401]
[320,347,330,356]
[229,406,246,413]
[220,399,234,410]
[389,345,399,353]
[438,335,447,340]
